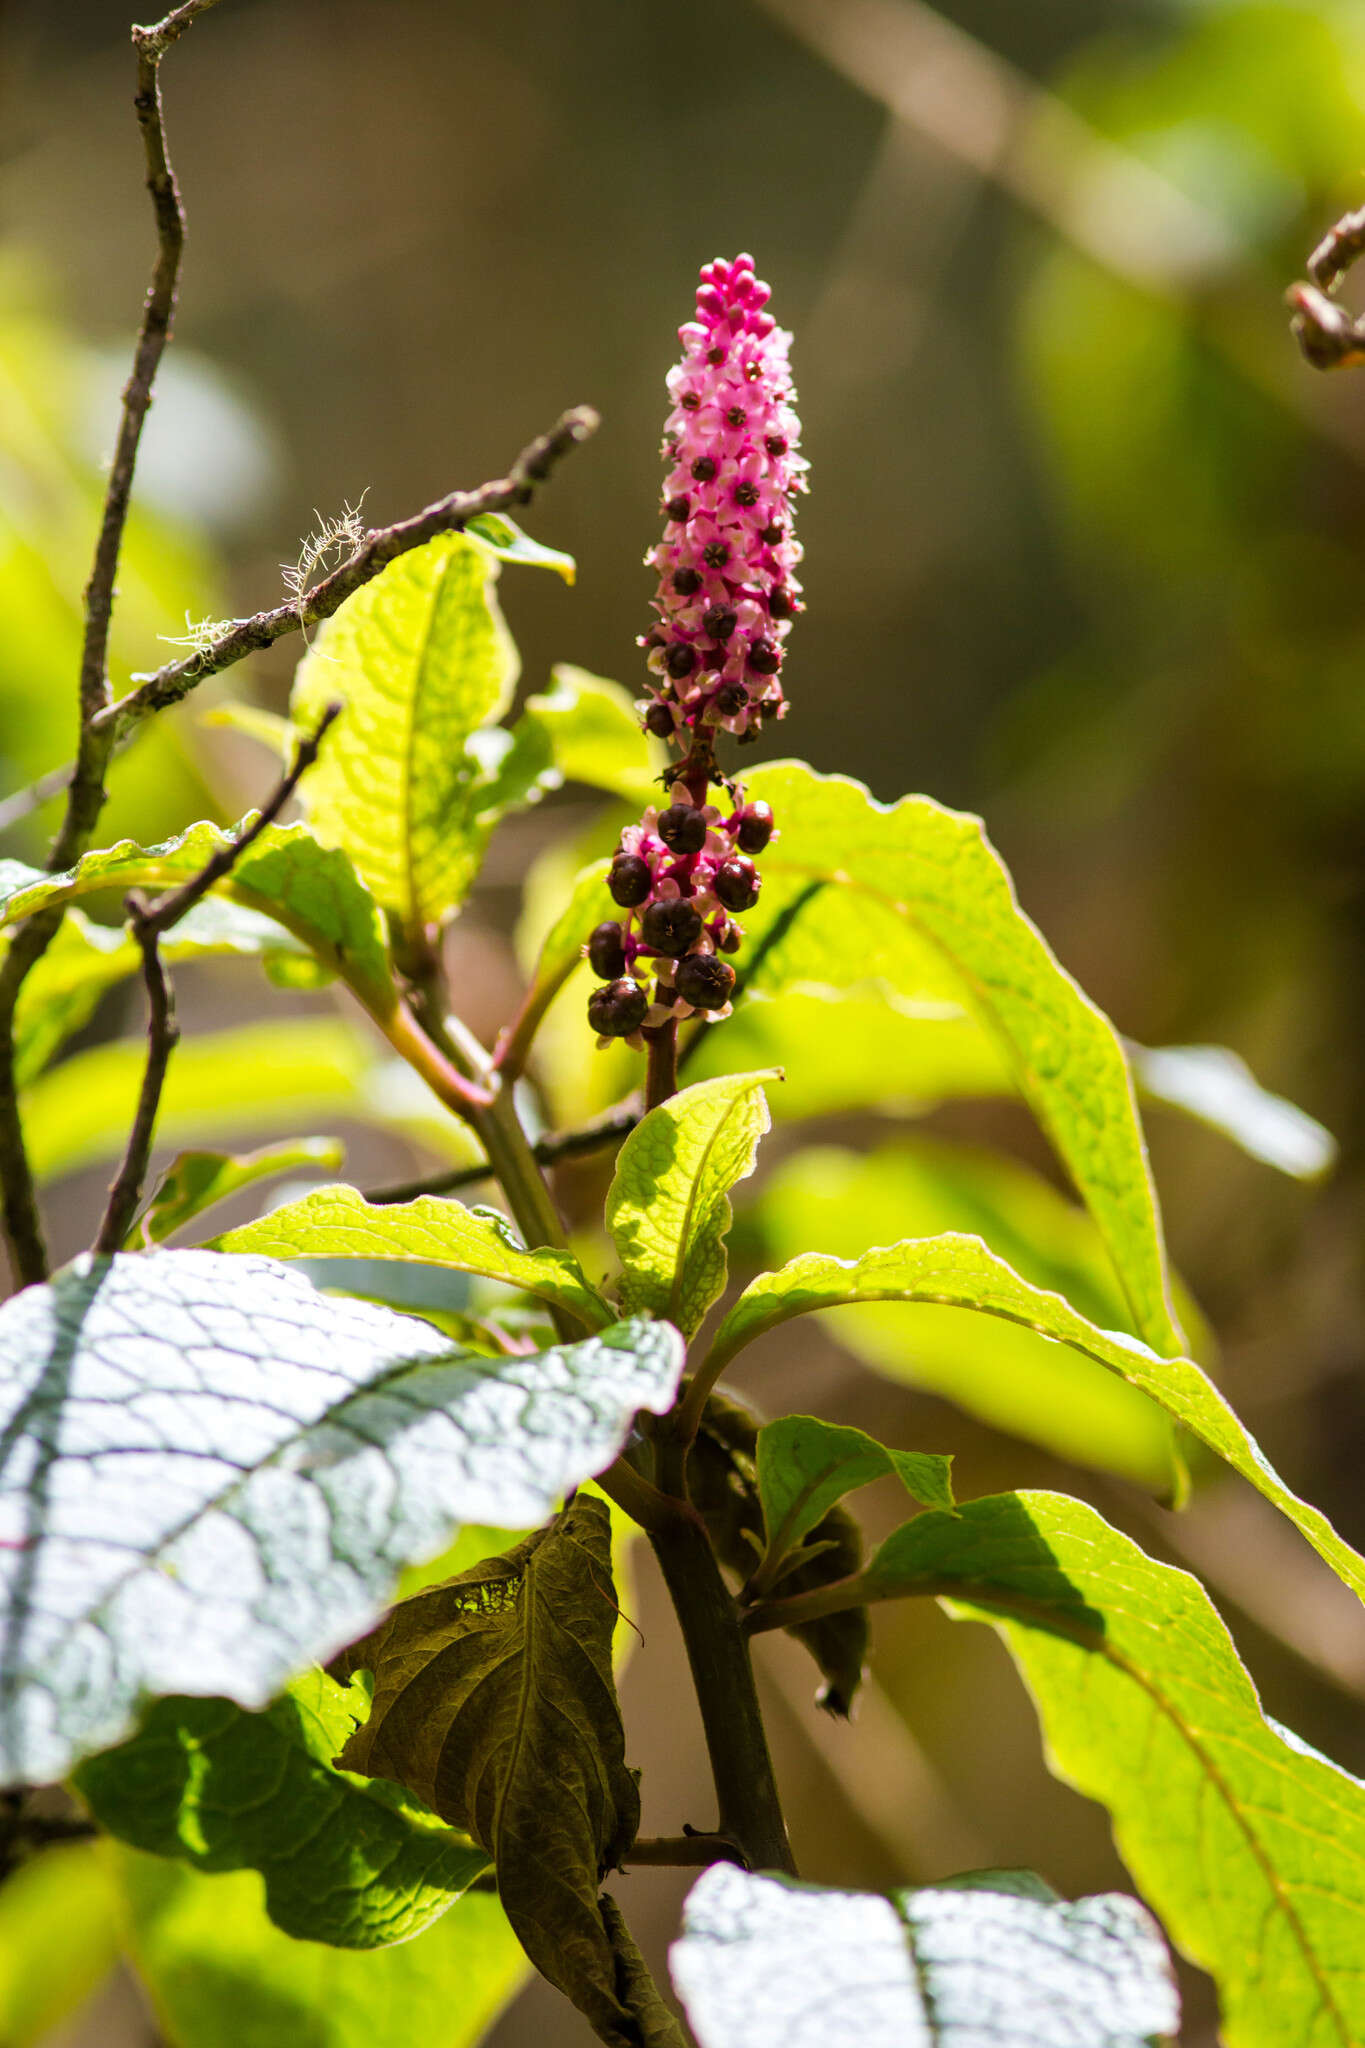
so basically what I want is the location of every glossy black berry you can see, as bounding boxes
[735,801,774,853]
[760,521,784,545]
[703,605,737,642]
[748,637,780,675]
[768,585,793,619]
[666,642,698,680]
[587,921,627,980]
[644,702,676,738]
[765,434,789,457]
[675,953,736,1010]
[712,681,749,717]
[691,456,717,483]
[587,978,649,1037]
[718,921,743,954]
[640,897,703,957]
[673,567,702,596]
[609,855,653,908]
[657,803,708,854]
[666,494,690,523]
[713,856,761,912]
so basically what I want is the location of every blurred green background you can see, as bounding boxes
[5,1,1365,2044]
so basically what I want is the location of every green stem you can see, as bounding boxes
[650,1509,795,1875]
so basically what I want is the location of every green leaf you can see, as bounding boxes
[290,532,520,931]
[134,1139,346,1245]
[755,1416,954,1585]
[6,895,323,1088]
[465,510,576,581]
[210,1181,614,1332]
[859,1490,1365,2048]
[606,1072,776,1338]
[199,701,294,758]
[114,1848,527,2048]
[338,1495,644,2047]
[599,1895,688,2048]
[0,1249,684,1782]
[0,819,398,1020]
[75,1671,487,1948]
[738,763,1184,1361]
[1128,1040,1337,1181]
[751,1140,1180,1492]
[18,1016,479,1184]
[670,1863,1179,2047]
[518,665,666,805]
[0,1844,119,2047]
[688,1390,870,1716]
[511,856,616,1068]
[715,1229,1365,1596]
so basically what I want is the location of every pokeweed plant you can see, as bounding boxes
[0,8,1361,2047]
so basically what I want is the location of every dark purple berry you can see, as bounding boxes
[748,637,780,675]
[702,541,730,569]
[703,605,738,642]
[675,953,736,1010]
[673,566,702,596]
[735,801,774,853]
[706,345,726,366]
[765,434,789,456]
[691,456,717,483]
[666,494,690,522]
[588,978,649,1037]
[609,855,653,908]
[640,897,703,957]
[680,392,701,410]
[587,921,627,980]
[760,521,784,545]
[712,681,748,717]
[657,803,708,854]
[768,585,793,619]
[666,642,698,680]
[726,406,747,428]
[644,702,675,738]
[734,480,760,508]
[713,856,761,912]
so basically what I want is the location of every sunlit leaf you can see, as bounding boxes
[113,1848,527,2048]
[856,1490,1365,2048]
[606,1072,776,1337]
[211,1181,613,1331]
[76,1670,486,1947]
[291,533,520,931]
[754,1415,954,1583]
[0,1844,119,2047]
[134,1138,345,1245]
[670,1862,1178,2047]
[0,1249,684,1781]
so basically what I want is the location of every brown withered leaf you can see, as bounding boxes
[336,1494,643,2045]
[689,1385,869,1715]
[599,1894,688,2048]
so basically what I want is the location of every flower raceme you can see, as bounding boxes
[587,255,801,1046]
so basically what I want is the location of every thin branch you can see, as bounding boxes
[644,1021,678,1111]
[364,1103,641,1205]
[92,898,179,1255]
[1287,202,1365,372]
[0,5,218,1292]
[0,764,76,838]
[90,706,341,1256]
[622,1833,749,1871]
[95,407,601,742]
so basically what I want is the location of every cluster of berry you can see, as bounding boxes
[587,254,800,1047]
[587,793,775,1039]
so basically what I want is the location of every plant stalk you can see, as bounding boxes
[649,1509,795,1875]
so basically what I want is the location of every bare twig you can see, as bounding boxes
[365,1102,641,1205]
[1287,204,1365,370]
[95,407,601,742]
[90,706,341,1256]
[622,1833,749,1871]
[0,5,219,1291]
